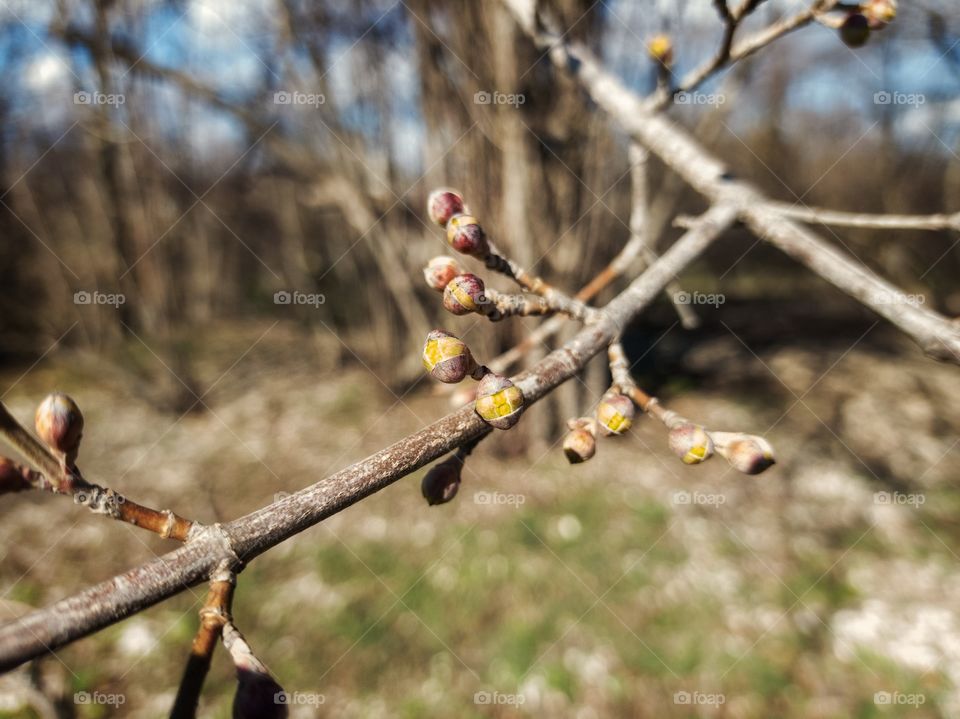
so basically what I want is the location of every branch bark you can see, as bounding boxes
[0,205,735,672]
[502,0,960,364]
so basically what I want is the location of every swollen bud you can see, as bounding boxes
[421,458,462,505]
[667,422,715,465]
[563,418,597,464]
[446,214,489,258]
[864,0,896,29]
[596,392,635,436]
[475,373,524,430]
[422,329,477,384]
[423,256,463,292]
[712,433,776,475]
[839,13,870,47]
[647,34,673,66]
[233,669,288,719]
[443,273,486,315]
[35,392,84,469]
[427,188,466,227]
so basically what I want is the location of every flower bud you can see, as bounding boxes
[864,0,896,29]
[421,458,462,505]
[422,329,477,384]
[35,392,84,469]
[647,34,673,66]
[233,669,288,719]
[596,392,635,436]
[563,419,597,464]
[667,422,715,465]
[446,214,489,258]
[427,188,466,227]
[839,13,870,47]
[442,273,486,315]
[475,372,524,430]
[423,255,463,292]
[713,434,776,475]
[0,456,34,494]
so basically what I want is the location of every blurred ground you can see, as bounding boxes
[0,319,959,718]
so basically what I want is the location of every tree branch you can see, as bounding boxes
[0,204,736,672]
[765,201,960,232]
[502,0,960,364]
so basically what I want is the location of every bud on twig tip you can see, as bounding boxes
[442,273,486,315]
[446,214,489,258]
[596,392,636,436]
[475,373,524,430]
[423,255,463,292]
[427,188,466,227]
[422,329,477,384]
[35,392,84,470]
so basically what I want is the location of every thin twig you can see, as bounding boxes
[0,203,737,672]
[504,0,960,363]
[765,201,960,232]
[649,0,840,109]
[170,564,236,719]
[0,401,196,541]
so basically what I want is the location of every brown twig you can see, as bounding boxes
[170,564,236,719]
[0,201,737,672]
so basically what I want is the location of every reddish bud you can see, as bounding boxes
[233,669,288,719]
[421,458,462,505]
[442,273,487,315]
[35,392,84,468]
[446,214,489,258]
[712,433,776,475]
[840,13,870,47]
[423,255,463,292]
[475,373,524,430]
[427,188,466,227]
[422,329,477,384]
[596,392,635,436]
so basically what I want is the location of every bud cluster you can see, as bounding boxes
[422,329,526,431]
